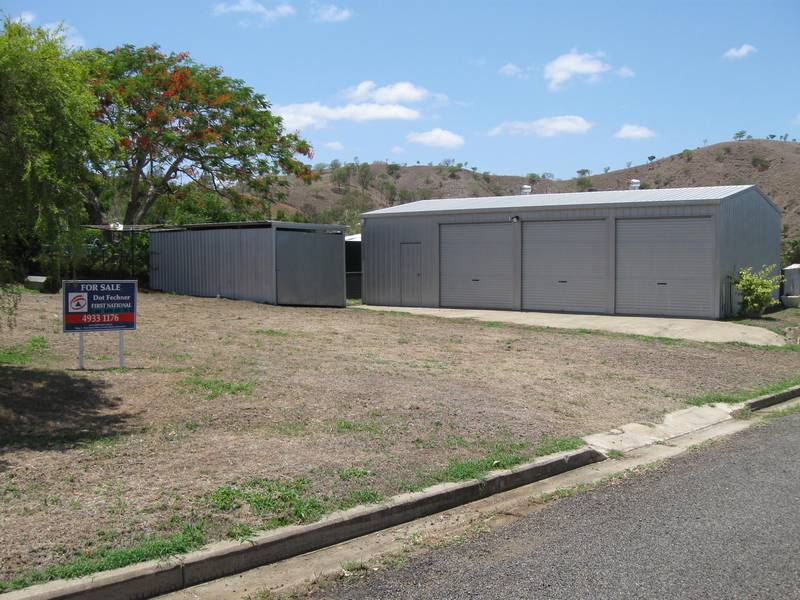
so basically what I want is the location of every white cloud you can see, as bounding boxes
[723,44,756,59]
[406,128,465,148]
[614,124,655,139]
[617,66,635,78]
[390,146,405,154]
[544,50,611,90]
[312,3,351,22]
[323,141,344,151]
[488,115,593,137]
[43,22,86,48]
[345,80,431,104]
[213,0,295,23]
[276,102,419,130]
[498,63,524,78]
[15,11,36,24]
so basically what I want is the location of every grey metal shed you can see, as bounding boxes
[149,221,346,307]
[361,185,780,319]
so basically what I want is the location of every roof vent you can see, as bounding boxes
[521,184,532,195]
[628,179,641,190]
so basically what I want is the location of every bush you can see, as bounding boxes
[751,155,770,171]
[735,264,781,317]
[576,176,592,191]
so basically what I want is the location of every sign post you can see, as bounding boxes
[63,280,137,369]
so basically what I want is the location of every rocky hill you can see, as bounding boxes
[280,140,800,239]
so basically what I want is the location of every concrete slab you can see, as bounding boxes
[355,305,786,346]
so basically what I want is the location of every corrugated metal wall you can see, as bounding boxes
[718,188,782,316]
[149,228,275,303]
[363,203,720,314]
[275,229,345,307]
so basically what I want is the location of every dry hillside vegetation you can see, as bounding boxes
[1,292,799,585]
[283,140,800,239]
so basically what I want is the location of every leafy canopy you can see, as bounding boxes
[82,45,315,224]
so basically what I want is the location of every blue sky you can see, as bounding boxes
[6,0,800,177]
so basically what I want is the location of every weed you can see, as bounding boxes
[338,488,383,509]
[208,478,327,527]
[762,403,800,420]
[532,435,585,457]
[226,522,255,541]
[686,376,800,406]
[0,336,47,365]
[273,420,307,436]
[0,522,206,593]
[255,328,291,337]
[179,376,253,400]
[342,560,369,574]
[483,321,509,328]
[338,466,371,481]
[334,419,380,434]
[606,449,625,459]
[732,407,753,420]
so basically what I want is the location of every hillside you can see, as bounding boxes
[280,140,800,239]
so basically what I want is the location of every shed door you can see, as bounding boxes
[615,218,714,318]
[522,220,610,313]
[400,243,423,306]
[276,229,345,307]
[440,223,514,309]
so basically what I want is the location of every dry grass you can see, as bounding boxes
[1,291,798,584]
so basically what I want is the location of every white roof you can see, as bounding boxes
[345,234,362,242]
[363,185,757,218]
[785,264,800,270]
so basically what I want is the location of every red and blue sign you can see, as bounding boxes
[63,280,137,332]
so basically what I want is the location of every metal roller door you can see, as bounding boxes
[440,223,514,309]
[615,218,714,318]
[522,220,610,313]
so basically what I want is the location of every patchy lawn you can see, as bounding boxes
[1,291,798,589]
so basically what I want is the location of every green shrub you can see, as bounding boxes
[734,264,781,317]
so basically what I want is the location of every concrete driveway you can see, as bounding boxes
[356,305,786,346]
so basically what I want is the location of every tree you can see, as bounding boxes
[0,20,102,313]
[767,134,776,140]
[330,165,349,192]
[626,161,632,168]
[577,168,591,177]
[576,176,592,191]
[733,130,747,141]
[647,155,656,163]
[357,162,373,192]
[603,166,610,174]
[526,173,540,185]
[81,45,314,225]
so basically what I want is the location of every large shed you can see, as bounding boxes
[361,185,780,319]
[149,221,345,307]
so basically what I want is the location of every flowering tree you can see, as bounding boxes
[82,45,315,225]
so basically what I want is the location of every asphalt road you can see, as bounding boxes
[320,413,800,599]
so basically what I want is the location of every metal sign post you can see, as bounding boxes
[63,280,137,369]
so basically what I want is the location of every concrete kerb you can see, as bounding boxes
[2,448,604,600]
[744,384,800,411]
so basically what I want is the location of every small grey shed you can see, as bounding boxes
[149,221,345,307]
[361,185,780,319]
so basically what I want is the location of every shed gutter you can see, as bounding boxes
[361,199,723,219]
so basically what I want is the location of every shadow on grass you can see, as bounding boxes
[0,366,131,455]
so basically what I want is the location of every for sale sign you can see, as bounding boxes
[63,280,137,332]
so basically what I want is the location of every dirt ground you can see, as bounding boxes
[1,291,798,582]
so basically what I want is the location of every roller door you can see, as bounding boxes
[522,220,610,313]
[615,218,715,318]
[440,223,514,309]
